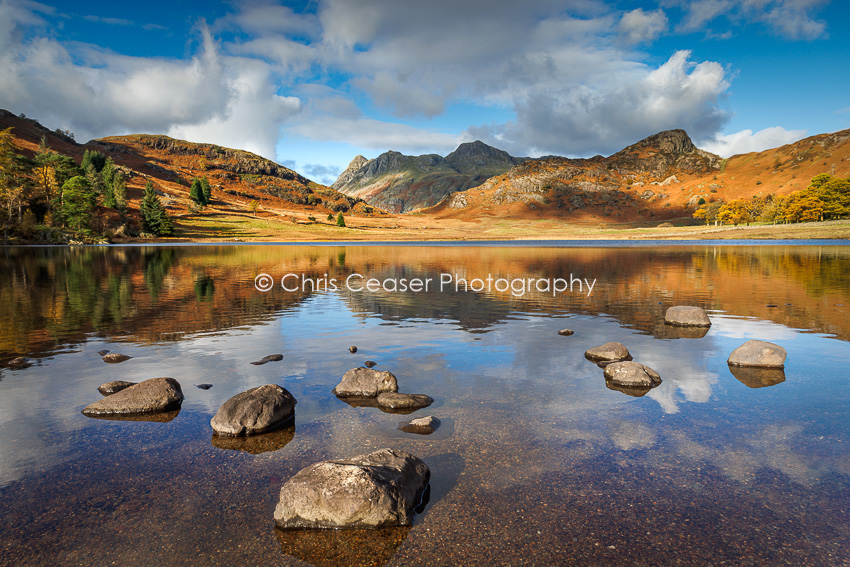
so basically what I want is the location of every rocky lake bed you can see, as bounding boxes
[1,243,849,566]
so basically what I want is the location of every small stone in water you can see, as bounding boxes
[97,350,110,356]
[557,329,574,336]
[196,384,213,390]
[349,346,358,353]
[250,354,284,365]
[364,360,377,368]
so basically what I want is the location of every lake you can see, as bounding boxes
[1,243,849,566]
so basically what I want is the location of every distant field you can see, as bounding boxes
[155,209,850,242]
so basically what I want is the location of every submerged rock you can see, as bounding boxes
[82,377,183,416]
[333,367,398,397]
[727,340,786,368]
[7,356,30,369]
[604,361,662,387]
[250,353,284,365]
[274,448,430,529]
[98,380,137,396]
[97,350,110,356]
[211,384,297,436]
[212,424,295,454]
[377,392,433,410]
[102,353,132,364]
[275,526,411,567]
[398,416,440,434]
[664,306,711,327]
[584,342,632,364]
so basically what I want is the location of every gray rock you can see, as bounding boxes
[98,380,137,396]
[727,340,786,368]
[557,329,574,336]
[97,350,110,356]
[584,342,632,364]
[398,416,440,434]
[211,384,297,436]
[82,377,183,416]
[664,306,711,327]
[333,367,398,397]
[250,353,283,365]
[377,392,433,410]
[196,383,213,390]
[364,360,377,368]
[603,361,662,387]
[102,353,132,364]
[274,448,430,529]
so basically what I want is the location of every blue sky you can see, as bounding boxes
[1,0,848,185]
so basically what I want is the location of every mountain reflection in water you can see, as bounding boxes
[0,244,849,567]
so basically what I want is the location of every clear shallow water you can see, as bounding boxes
[1,244,849,566]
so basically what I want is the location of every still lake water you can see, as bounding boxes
[1,243,849,566]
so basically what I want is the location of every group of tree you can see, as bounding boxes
[0,127,174,240]
[189,176,212,207]
[693,173,850,226]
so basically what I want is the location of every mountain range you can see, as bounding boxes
[2,107,849,236]
[332,141,527,213]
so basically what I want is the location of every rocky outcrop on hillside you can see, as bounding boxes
[332,141,526,213]
[442,129,721,218]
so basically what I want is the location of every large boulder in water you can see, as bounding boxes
[82,377,183,416]
[727,340,786,368]
[211,384,297,436]
[332,368,398,397]
[274,448,430,529]
[664,306,711,327]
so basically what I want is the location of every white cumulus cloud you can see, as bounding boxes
[700,126,808,157]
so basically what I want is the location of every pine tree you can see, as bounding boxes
[200,177,211,205]
[190,177,205,206]
[336,212,346,227]
[101,158,117,208]
[59,176,96,232]
[140,180,174,236]
[112,172,127,216]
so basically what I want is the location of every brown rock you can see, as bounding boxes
[584,342,632,364]
[603,361,662,387]
[98,380,137,396]
[332,367,398,397]
[727,340,786,368]
[664,306,711,327]
[211,384,297,436]
[82,377,183,416]
[376,392,433,410]
[557,329,574,336]
[274,448,430,529]
[398,416,440,434]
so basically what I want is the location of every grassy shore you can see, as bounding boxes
[153,209,850,242]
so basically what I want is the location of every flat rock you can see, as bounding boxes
[98,380,137,396]
[211,384,297,436]
[584,342,632,364]
[377,392,433,410]
[364,360,377,368]
[557,329,574,336]
[727,340,786,368]
[102,353,132,363]
[82,377,183,416]
[196,383,213,390]
[97,350,110,356]
[664,306,711,327]
[398,416,440,434]
[333,367,398,397]
[250,353,284,365]
[603,361,662,387]
[274,448,430,529]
